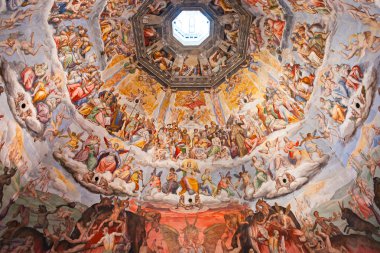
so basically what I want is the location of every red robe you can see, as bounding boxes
[21,67,36,91]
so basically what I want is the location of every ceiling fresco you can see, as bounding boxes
[0,0,379,252]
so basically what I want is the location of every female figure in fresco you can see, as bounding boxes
[148,168,162,193]
[74,135,100,171]
[251,157,269,191]
[32,72,57,105]
[95,140,128,174]
[81,99,109,128]
[112,156,134,182]
[178,159,200,195]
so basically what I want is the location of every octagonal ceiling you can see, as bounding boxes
[172,10,211,46]
[0,0,379,252]
[131,0,252,89]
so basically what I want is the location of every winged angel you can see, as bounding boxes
[159,216,228,253]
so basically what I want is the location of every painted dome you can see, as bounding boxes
[0,0,379,252]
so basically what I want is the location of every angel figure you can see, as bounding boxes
[217,171,238,197]
[147,168,163,194]
[60,128,84,151]
[234,165,255,200]
[95,137,129,174]
[314,113,340,143]
[44,107,69,141]
[300,130,324,158]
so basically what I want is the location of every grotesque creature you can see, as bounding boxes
[339,202,380,237]
[374,177,380,209]
[160,215,227,252]
[0,166,17,207]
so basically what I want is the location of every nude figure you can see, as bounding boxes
[0,8,34,30]
[341,2,380,29]
[44,107,69,141]
[339,31,380,60]
[316,230,348,253]
[94,197,128,229]
[0,32,43,56]
[92,226,123,253]
[61,216,98,252]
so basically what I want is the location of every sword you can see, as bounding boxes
[230,186,242,199]
[140,178,149,193]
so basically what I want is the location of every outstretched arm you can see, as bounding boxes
[0,41,10,48]
[93,236,105,248]
[339,47,358,60]
[0,198,15,220]
[111,232,123,237]
[312,220,318,231]
[48,203,76,215]
[29,32,35,46]
[5,46,17,56]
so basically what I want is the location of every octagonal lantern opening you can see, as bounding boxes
[172,10,210,46]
